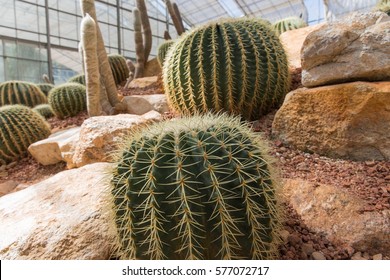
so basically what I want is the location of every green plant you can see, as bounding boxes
[163,18,289,121]
[110,113,282,260]
[37,83,55,96]
[108,54,130,85]
[33,104,54,119]
[68,74,86,85]
[48,83,87,119]
[272,16,308,36]
[0,81,47,107]
[0,105,51,164]
[375,0,390,15]
[157,40,175,67]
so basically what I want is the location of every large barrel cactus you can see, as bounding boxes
[33,104,54,119]
[0,81,47,107]
[108,54,130,85]
[273,16,308,36]
[48,83,87,119]
[110,113,282,260]
[157,40,175,67]
[163,18,289,121]
[0,105,51,164]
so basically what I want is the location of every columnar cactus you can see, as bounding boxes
[68,74,86,85]
[272,16,307,36]
[0,81,47,107]
[110,113,282,260]
[37,83,54,96]
[108,54,130,85]
[48,83,87,119]
[163,18,289,121]
[157,40,175,67]
[33,104,54,119]
[0,105,51,164]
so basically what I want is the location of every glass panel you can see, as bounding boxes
[0,0,16,28]
[15,1,39,33]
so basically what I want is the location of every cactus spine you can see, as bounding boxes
[108,54,130,85]
[33,104,54,119]
[157,40,175,67]
[68,74,86,85]
[272,17,307,36]
[0,81,47,107]
[111,113,282,260]
[0,105,51,164]
[163,18,289,121]
[375,0,390,15]
[48,83,87,119]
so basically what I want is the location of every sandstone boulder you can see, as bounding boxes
[123,94,169,115]
[283,179,390,256]
[301,12,390,87]
[28,127,81,165]
[127,76,158,89]
[143,57,161,77]
[272,82,390,161]
[0,163,115,259]
[66,111,162,168]
[280,23,325,69]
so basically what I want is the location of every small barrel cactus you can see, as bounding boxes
[272,16,307,36]
[163,18,289,121]
[157,40,175,67]
[0,81,47,107]
[375,0,390,15]
[0,105,51,164]
[108,54,130,85]
[48,83,87,119]
[33,104,54,119]
[68,74,86,85]
[37,83,54,97]
[111,113,282,260]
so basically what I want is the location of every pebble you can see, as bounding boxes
[372,254,382,260]
[312,251,326,260]
[280,230,290,243]
[287,233,302,246]
[302,243,315,256]
[351,252,368,260]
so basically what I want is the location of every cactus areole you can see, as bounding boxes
[163,18,289,121]
[111,114,281,260]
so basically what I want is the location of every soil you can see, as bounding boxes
[1,71,388,260]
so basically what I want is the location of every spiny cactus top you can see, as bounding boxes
[110,113,282,260]
[68,74,86,85]
[48,82,87,119]
[37,83,54,97]
[0,80,47,107]
[157,40,175,67]
[0,105,51,164]
[163,18,290,121]
[108,54,130,86]
[33,104,54,119]
[273,16,308,36]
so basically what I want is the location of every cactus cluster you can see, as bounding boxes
[157,40,175,67]
[272,16,307,36]
[0,105,51,164]
[110,113,282,260]
[48,83,87,119]
[108,54,130,85]
[37,83,54,97]
[163,18,289,121]
[0,81,47,108]
[33,104,54,119]
[68,74,86,85]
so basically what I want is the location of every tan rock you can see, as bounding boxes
[66,111,162,168]
[301,12,390,87]
[272,82,390,161]
[128,76,158,89]
[0,180,18,197]
[143,57,161,77]
[280,23,325,69]
[123,94,169,115]
[28,127,81,165]
[0,163,115,259]
[283,179,390,255]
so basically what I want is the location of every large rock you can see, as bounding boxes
[283,179,390,255]
[66,111,162,168]
[0,180,18,197]
[301,12,390,87]
[127,76,158,89]
[143,57,161,77]
[280,24,325,69]
[123,94,169,115]
[272,82,390,161]
[28,127,81,165]
[0,163,115,259]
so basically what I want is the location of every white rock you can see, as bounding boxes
[0,163,115,260]
[28,127,81,165]
[140,94,169,114]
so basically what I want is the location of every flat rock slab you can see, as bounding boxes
[0,163,115,260]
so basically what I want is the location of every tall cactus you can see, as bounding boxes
[0,81,47,107]
[110,113,282,260]
[163,18,290,121]
[157,40,175,67]
[0,105,51,164]
[272,16,308,36]
[48,83,87,119]
[108,54,130,85]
